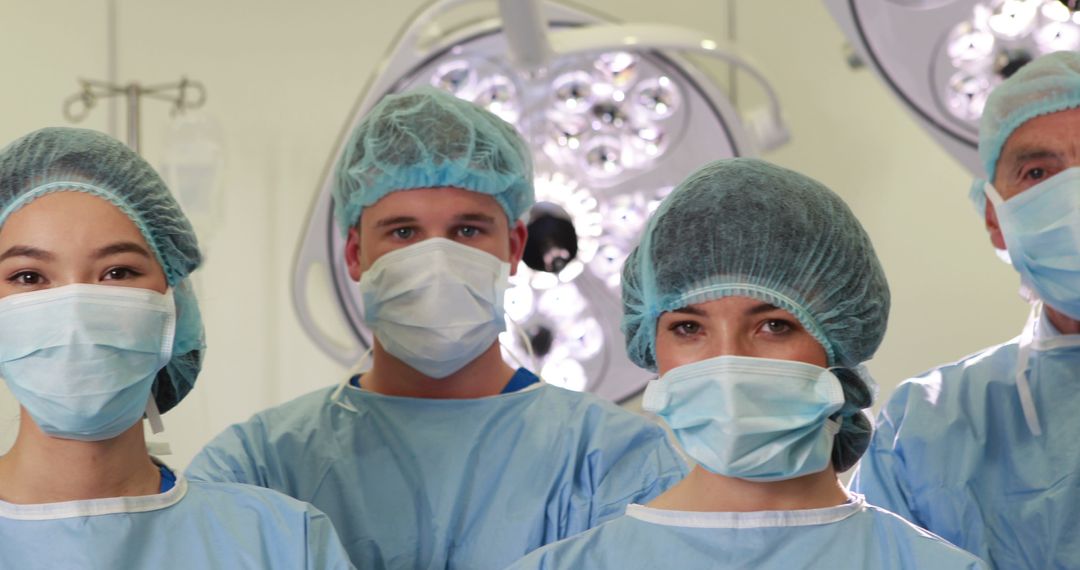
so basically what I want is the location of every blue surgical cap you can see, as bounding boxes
[622,158,890,472]
[621,158,890,371]
[333,86,535,234]
[980,51,1080,182]
[0,127,204,414]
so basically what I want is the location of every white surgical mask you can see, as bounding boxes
[643,355,844,482]
[359,238,510,379]
[0,284,176,441]
[985,167,1080,320]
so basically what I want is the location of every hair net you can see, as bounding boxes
[831,367,874,473]
[0,127,204,414]
[621,158,890,471]
[980,51,1080,183]
[333,86,535,234]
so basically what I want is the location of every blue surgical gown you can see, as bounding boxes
[851,311,1080,568]
[0,475,354,570]
[505,494,986,569]
[186,373,688,569]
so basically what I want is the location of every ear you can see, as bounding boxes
[507,220,528,277]
[984,198,1007,251]
[345,226,363,282]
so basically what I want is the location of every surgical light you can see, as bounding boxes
[293,0,787,402]
[825,0,1080,177]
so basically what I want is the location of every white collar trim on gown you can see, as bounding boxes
[0,475,188,521]
[625,492,866,529]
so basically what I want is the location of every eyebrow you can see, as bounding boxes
[670,301,782,317]
[0,245,55,263]
[374,213,498,228]
[1004,148,1064,169]
[93,242,151,260]
[454,213,497,225]
[746,302,782,316]
[374,216,419,229]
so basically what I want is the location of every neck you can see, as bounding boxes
[1045,304,1080,335]
[361,340,518,399]
[647,465,849,513]
[0,411,160,504]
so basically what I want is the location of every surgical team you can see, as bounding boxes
[0,48,1076,570]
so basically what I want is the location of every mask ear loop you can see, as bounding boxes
[1015,303,1044,437]
[330,347,374,413]
[984,181,1016,265]
[986,181,1044,436]
[144,397,172,456]
[501,314,542,383]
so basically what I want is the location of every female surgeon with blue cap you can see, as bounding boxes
[508,158,986,569]
[0,127,353,569]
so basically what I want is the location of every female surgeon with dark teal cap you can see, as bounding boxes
[509,158,987,569]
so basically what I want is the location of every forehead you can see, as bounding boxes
[361,186,508,226]
[0,191,145,246]
[669,295,793,318]
[998,107,1080,168]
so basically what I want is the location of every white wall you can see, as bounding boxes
[0,1,1029,467]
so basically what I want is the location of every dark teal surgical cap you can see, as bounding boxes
[621,158,891,472]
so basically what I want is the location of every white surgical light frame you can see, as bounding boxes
[824,0,1080,178]
[293,0,787,402]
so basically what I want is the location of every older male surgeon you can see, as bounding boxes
[186,87,687,569]
[851,51,1080,569]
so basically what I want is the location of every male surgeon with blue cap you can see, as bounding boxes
[187,86,687,569]
[0,127,353,569]
[852,51,1080,568]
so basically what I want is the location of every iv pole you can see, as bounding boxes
[62,77,207,154]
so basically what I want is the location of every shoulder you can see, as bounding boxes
[179,479,353,567]
[188,387,341,478]
[881,339,1019,421]
[537,385,663,430]
[222,385,340,437]
[251,385,340,423]
[533,385,672,446]
[507,516,638,569]
[183,478,325,521]
[858,504,987,566]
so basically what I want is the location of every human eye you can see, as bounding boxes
[1015,158,1063,189]
[1021,166,1047,183]
[669,320,702,338]
[759,319,794,336]
[7,270,46,287]
[102,267,143,281]
[456,225,482,239]
[390,227,416,240]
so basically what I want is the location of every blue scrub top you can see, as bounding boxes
[188,373,687,569]
[852,309,1080,568]
[0,476,354,569]
[506,494,987,569]
[159,465,176,493]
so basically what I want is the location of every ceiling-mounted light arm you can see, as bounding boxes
[498,0,554,71]
[545,24,789,152]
